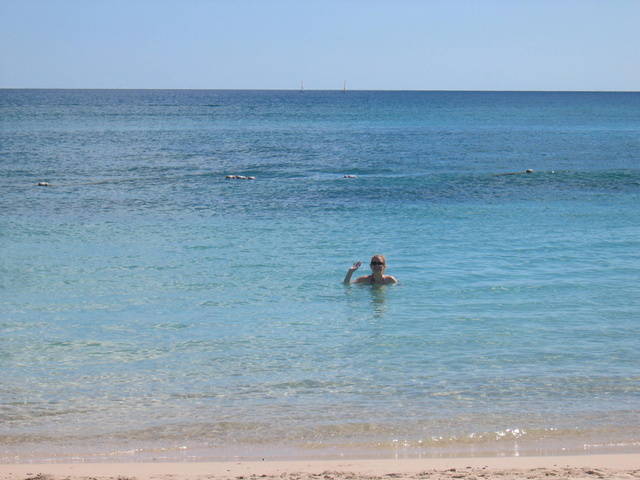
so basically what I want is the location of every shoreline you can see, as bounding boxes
[2,454,640,480]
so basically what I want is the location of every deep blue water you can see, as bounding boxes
[1,89,639,462]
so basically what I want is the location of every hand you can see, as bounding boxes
[349,261,362,272]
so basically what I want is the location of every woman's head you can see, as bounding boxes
[370,255,386,270]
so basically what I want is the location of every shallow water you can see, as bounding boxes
[1,90,639,462]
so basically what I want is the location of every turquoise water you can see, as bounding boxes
[1,90,639,462]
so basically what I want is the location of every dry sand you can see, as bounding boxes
[1,454,640,480]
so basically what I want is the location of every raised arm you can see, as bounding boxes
[343,261,362,284]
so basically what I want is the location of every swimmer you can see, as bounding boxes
[226,174,256,180]
[344,255,398,285]
[493,169,535,176]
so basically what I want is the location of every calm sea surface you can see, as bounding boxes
[1,89,639,462]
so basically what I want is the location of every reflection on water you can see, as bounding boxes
[343,283,391,320]
[368,284,389,319]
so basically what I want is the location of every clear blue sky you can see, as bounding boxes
[1,0,638,91]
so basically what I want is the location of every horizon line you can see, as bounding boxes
[1,87,638,93]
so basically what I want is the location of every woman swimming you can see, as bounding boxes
[343,255,398,285]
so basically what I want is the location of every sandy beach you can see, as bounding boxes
[2,454,639,480]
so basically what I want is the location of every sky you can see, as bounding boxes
[1,0,638,91]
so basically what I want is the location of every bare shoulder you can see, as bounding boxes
[385,275,398,284]
[354,275,372,284]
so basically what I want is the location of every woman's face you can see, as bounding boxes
[370,256,386,272]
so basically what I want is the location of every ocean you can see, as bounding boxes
[1,89,639,462]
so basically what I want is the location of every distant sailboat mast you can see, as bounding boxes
[342,80,347,93]
[300,80,304,93]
